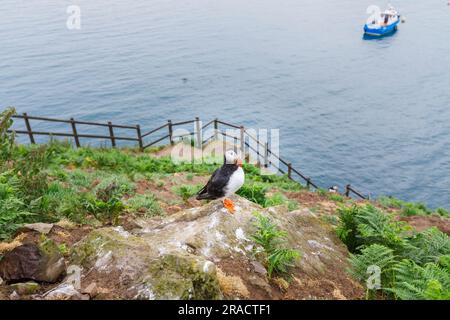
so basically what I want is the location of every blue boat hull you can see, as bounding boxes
[364,19,399,36]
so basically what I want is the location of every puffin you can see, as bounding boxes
[196,150,245,214]
[328,185,339,193]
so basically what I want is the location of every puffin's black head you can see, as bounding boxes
[224,150,242,167]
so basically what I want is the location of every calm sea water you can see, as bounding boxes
[1,0,449,208]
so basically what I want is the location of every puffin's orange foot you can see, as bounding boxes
[223,198,235,214]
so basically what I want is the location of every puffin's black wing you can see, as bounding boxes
[196,165,237,200]
[196,168,220,200]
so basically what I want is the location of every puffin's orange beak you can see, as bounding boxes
[236,159,243,167]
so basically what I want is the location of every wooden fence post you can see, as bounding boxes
[23,113,35,144]
[136,125,143,151]
[345,184,351,197]
[168,120,174,145]
[70,118,80,148]
[287,163,292,179]
[214,118,218,141]
[264,142,269,168]
[195,117,201,149]
[108,122,116,147]
[240,126,245,157]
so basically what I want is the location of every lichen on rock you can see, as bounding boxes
[69,195,363,299]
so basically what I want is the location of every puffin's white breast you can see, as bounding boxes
[225,167,245,196]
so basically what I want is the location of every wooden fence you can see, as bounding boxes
[8,113,368,199]
[11,113,143,149]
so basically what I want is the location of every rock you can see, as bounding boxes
[43,283,88,300]
[248,275,273,297]
[251,261,267,276]
[273,277,290,292]
[94,251,113,270]
[10,282,40,295]
[22,223,54,234]
[70,195,363,299]
[82,282,98,298]
[0,242,66,283]
[55,219,77,230]
[9,291,20,300]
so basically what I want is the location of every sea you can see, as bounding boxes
[1,0,449,208]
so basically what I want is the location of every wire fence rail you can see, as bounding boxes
[8,113,368,200]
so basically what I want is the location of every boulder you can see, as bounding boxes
[71,196,363,299]
[82,282,98,298]
[22,223,54,235]
[251,261,267,276]
[10,281,40,295]
[43,283,88,300]
[0,241,65,283]
[9,291,20,300]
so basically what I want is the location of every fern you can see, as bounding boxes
[348,244,396,291]
[251,212,301,278]
[355,205,410,253]
[267,248,300,277]
[251,213,287,252]
[337,204,410,254]
[402,227,450,265]
[340,204,450,300]
[438,255,450,269]
[336,205,361,252]
[389,260,450,300]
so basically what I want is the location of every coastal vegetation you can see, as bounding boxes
[337,204,450,299]
[1,107,449,300]
[0,108,300,240]
[251,212,300,278]
[377,196,449,218]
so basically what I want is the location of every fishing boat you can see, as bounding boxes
[364,6,401,36]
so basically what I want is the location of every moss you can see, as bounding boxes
[71,235,102,265]
[38,237,61,258]
[71,228,146,266]
[145,254,222,300]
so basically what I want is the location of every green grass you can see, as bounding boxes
[0,132,301,239]
[436,207,450,217]
[125,193,162,217]
[236,182,301,210]
[287,200,299,212]
[0,107,16,162]
[328,193,345,203]
[377,196,446,217]
[264,193,286,207]
[173,184,203,201]
[316,188,346,203]
[236,182,268,206]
